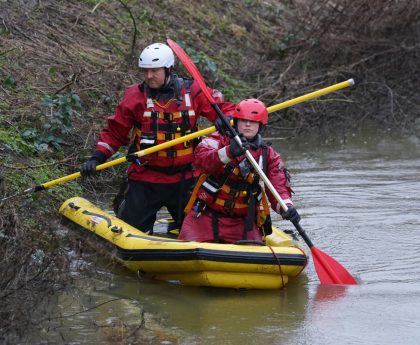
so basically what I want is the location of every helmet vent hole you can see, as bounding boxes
[152,58,159,62]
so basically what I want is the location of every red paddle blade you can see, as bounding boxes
[167,38,215,104]
[311,246,358,285]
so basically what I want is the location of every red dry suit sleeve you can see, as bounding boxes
[193,133,231,176]
[264,146,294,213]
[95,85,143,157]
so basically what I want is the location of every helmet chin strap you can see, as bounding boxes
[163,67,173,87]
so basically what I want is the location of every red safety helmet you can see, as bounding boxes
[233,99,268,125]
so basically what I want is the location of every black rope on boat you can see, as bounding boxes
[266,244,285,289]
[285,245,309,286]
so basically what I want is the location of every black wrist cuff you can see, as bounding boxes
[90,151,107,164]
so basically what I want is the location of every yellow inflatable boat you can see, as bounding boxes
[59,197,307,289]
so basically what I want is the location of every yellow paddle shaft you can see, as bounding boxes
[39,78,355,191]
[40,126,216,189]
[267,79,354,113]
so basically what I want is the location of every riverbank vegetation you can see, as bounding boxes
[1,0,419,342]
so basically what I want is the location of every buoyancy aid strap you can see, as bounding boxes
[211,212,220,243]
[220,183,248,197]
[261,145,269,215]
[257,188,270,227]
[231,165,256,184]
[184,173,209,214]
[261,188,270,214]
[222,178,251,195]
[181,110,191,135]
[260,144,269,214]
[243,191,257,237]
[157,146,193,158]
[151,110,158,134]
[131,125,142,151]
[143,110,195,120]
[242,145,269,236]
[219,163,236,187]
[242,173,263,236]
[214,198,248,209]
[256,144,271,230]
[157,132,183,141]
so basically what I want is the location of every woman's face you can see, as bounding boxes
[142,67,166,89]
[237,119,260,140]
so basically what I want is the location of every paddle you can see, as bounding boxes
[1,80,354,203]
[0,127,215,202]
[167,38,357,285]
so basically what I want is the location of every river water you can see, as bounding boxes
[39,130,420,344]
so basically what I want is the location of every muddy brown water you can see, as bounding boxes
[31,130,420,344]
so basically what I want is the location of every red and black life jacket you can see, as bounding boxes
[185,144,272,237]
[131,78,199,170]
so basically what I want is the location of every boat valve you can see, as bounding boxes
[110,226,123,234]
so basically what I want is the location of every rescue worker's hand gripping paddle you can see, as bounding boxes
[167,38,357,285]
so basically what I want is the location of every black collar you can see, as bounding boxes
[140,76,176,101]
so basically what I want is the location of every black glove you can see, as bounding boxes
[80,151,107,177]
[215,116,233,137]
[229,136,247,158]
[281,206,301,224]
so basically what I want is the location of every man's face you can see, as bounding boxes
[237,119,260,140]
[142,67,166,89]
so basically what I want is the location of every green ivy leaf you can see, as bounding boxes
[48,66,57,76]
[3,75,16,88]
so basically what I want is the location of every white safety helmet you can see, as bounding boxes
[138,43,175,69]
